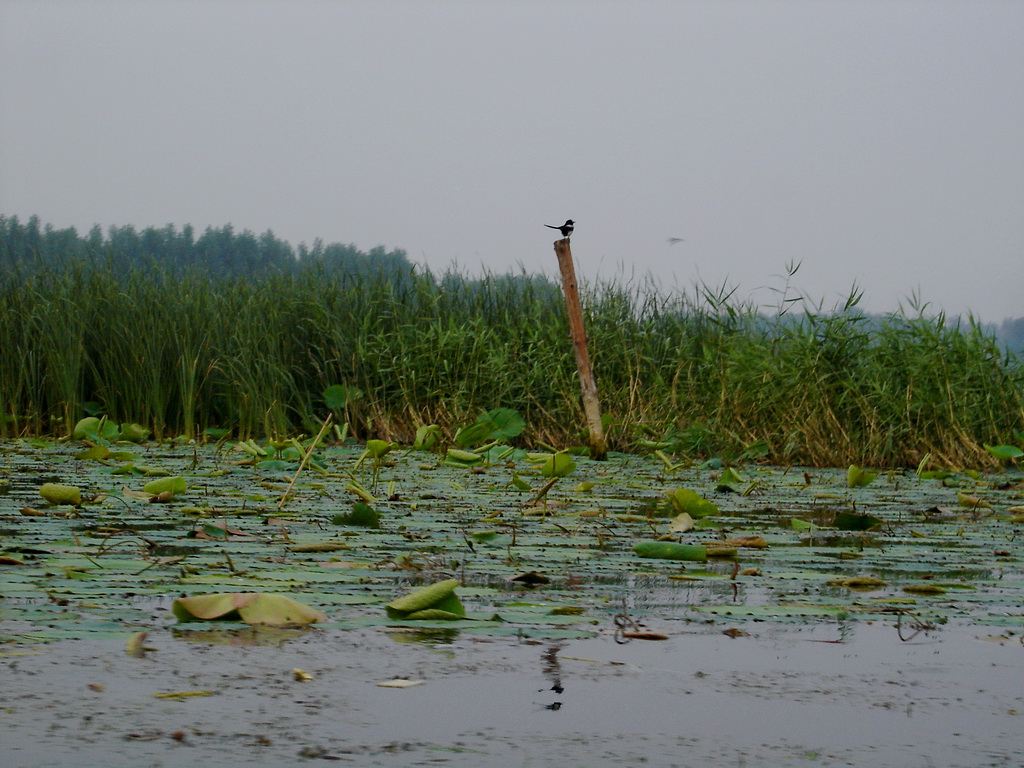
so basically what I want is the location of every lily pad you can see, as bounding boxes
[633,541,707,561]
[834,511,884,531]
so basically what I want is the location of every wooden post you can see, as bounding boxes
[554,238,607,460]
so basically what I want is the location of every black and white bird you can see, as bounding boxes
[545,219,574,238]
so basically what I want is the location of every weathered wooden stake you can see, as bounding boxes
[554,237,607,461]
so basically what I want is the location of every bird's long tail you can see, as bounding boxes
[545,225,559,229]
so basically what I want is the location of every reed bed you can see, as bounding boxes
[1,262,1020,467]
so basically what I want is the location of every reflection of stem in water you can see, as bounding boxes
[614,599,641,644]
[882,606,937,641]
[541,644,564,710]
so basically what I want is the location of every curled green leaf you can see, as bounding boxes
[172,592,326,626]
[386,578,465,620]
[39,483,82,506]
[633,541,707,561]
[143,476,186,498]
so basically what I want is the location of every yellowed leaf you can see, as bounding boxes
[669,512,694,533]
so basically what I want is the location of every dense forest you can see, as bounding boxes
[1,214,1021,467]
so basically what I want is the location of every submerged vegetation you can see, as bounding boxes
[1,215,1022,467]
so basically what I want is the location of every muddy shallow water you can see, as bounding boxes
[3,620,1022,767]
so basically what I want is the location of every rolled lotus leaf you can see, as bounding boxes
[633,541,707,561]
[413,424,441,451]
[365,439,393,459]
[445,448,483,465]
[40,483,82,506]
[172,592,326,626]
[143,476,187,497]
[386,578,465,620]
[985,444,1024,462]
[72,417,101,440]
[665,489,718,518]
[705,545,739,559]
[72,416,118,441]
[847,464,877,488]
[540,452,576,478]
[118,423,150,443]
[398,608,467,620]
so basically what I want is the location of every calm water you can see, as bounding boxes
[2,620,1022,767]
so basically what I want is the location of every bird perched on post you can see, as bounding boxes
[545,219,574,239]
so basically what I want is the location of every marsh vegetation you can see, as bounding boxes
[2,265,1021,469]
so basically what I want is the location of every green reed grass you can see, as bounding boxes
[1,262,1020,467]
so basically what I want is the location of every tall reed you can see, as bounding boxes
[1,261,1020,467]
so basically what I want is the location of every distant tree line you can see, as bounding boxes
[0,214,415,283]
[997,317,1024,355]
[2,213,1021,354]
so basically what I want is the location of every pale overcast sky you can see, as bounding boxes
[1,0,1022,320]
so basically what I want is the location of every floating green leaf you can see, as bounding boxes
[118,423,150,442]
[365,439,393,459]
[510,472,532,491]
[540,451,576,478]
[665,488,719,518]
[847,465,877,487]
[72,417,100,440]
[956,490,992,510]
[633,541,708,561]
[715,467,746,492]
[445,448,484,466]
[413,424,441,451]
[332,501,380,527]
[984,444,1024,462]
[791,518,821,532]
[143,476,187,498]
[693,604,850,618]
[324,384,363,409]
[485,407,525,440]
[453,407,525,448]
[72,416,119,442]
[826,575,887,589]
[453,421,492,448]
[256,459,295,472]
[74,445,111,461]
[834,511,884,531]
[172,593,327,626]
[39,483,82,506]
[386,579,465,620]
